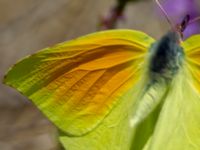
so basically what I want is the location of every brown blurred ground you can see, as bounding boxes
[0,0,168,150]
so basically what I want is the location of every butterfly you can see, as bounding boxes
[3,4,200,150]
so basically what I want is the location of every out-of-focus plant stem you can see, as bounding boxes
[99,0,131,30]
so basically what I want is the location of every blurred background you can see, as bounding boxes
[0,0,199,150]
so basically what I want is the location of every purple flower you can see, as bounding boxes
[161,0,200,38]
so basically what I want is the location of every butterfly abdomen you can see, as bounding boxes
[130,80,168,126]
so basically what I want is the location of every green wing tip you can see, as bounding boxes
[2,68,18,90]
[2,74,8,84]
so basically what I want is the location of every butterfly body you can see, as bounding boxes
[131,31,185,126]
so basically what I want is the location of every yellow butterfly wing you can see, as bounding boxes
[3,29,154,136]
[182,35,200,93]
[60,83,141,150]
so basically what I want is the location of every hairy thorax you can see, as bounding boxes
[149,31,184,81]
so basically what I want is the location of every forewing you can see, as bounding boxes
[182,35,200,93]
[3,29,154,136]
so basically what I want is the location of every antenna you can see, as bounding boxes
[189,16,200,24]
[155,0,175,30]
